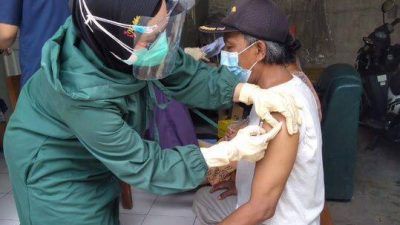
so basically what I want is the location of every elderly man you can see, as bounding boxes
[193,1,325,224]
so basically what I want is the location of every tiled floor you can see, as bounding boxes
[0,154,201,225]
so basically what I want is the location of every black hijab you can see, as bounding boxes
[70,0,162,73]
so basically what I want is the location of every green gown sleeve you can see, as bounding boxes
[155,49,241,110]
[62,100,208,195]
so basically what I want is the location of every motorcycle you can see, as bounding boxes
[356,0,400,143]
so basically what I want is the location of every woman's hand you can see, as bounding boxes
[201,125,282,168]
[210,180,237,200]
[235,83,302,135]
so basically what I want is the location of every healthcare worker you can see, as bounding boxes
[4,0,301,224]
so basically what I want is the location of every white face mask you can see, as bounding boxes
[220,42,259,82]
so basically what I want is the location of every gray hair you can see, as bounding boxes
[243,34,297,65]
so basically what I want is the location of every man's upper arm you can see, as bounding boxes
[249,114,299,209]
[0,0,22,48]
[0,24,18,48]
[217,115,300,224]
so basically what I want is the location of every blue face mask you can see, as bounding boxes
[220,42,259,82]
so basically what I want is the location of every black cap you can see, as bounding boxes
[199,0,290,44]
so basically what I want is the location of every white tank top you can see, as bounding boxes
[235,76,325,225]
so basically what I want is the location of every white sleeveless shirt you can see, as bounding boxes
[235,76,325,225]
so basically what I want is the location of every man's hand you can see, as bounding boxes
[0,23,18,49]
[210,181,237,200]
[222,129,236,141]
[224,119,248,141]
[221,123,243,141]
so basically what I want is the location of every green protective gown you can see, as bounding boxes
[3,18,240,225]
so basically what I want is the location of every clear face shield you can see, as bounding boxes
[78,0,195,80]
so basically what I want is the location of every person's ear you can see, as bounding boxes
[255,41,267,62]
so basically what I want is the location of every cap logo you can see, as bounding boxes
[199,25,226,32]
[231,6,237,13]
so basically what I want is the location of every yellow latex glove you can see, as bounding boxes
[201,124,282,168]
[184,47,210,62]
[238,84,302,135]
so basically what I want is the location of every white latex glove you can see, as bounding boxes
[238,84,302,135]
[201,124,282,168]
[184,47,210,62]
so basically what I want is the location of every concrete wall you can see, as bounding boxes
[325,0,399,67]
[208,0,400,67]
